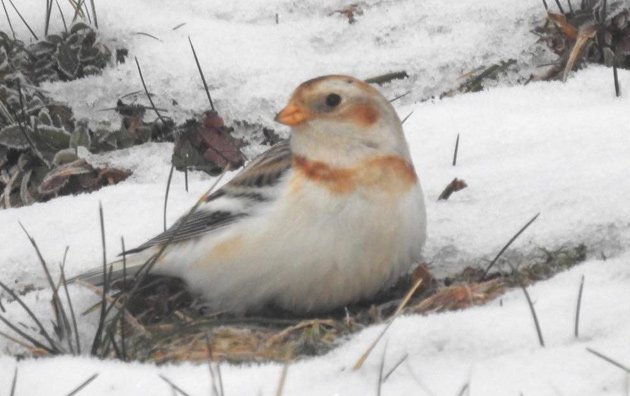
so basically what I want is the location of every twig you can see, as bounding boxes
[172,22,186,30]
[188,37,215,111]
[159,375,191,396]
[353,278,423,370]
[542,0,549,11]
[437,178,467,201]
[90,203,108,355]
[586,348,630,373]
[452,133,460,166]
[7,0,38,40]
[480,213,540,280]
[574,275,585,338]
[66,373,99,396]
[1,0,16,40]
[164,164,175,231]
[510,264,545,347]
[134,57,168,125]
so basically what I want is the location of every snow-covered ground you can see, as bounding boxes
[1,1,630,395]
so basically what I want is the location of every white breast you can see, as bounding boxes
[154,171,427,313]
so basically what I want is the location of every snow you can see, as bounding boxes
[2,0,630,395]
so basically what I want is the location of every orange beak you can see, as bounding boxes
[274,103,309,126]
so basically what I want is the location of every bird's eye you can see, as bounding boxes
[325,93,342,108]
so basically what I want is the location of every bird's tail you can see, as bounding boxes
[68,250,155,287]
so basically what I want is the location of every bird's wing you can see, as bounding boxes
[124,140,293,255]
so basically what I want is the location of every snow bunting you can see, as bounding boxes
[79,75,426,313]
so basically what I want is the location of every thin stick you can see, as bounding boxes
[1,0,16,40]
[188,37,215,111]
[480,213,540,280]
[353,278,423,370]
[452,133,460,166]
[172,22,186,30]
[510,264,545,347]
[7,0,38,40]
[574,275,585,338]
[134,57,168,125]
[10,366,18,396]
[55,0,68,33]
[90,203,108,355]
[66,373,99,396]
[586,348,630,373]
[164,164,175,231]
[159,375,191,396]
[542,0,549,11]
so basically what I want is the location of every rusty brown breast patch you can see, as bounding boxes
[292,155,417,196]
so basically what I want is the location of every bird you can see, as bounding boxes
[76,75,427,314]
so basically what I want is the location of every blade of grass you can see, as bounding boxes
[135,57,168,125]
[275,362,289,396]
[44,0,53,36]
[164,164,175,231]
[574,275,585,338]
[401,111,413,125]
[159,375,191,396]
[1,0,16,40]
[0,315,56,353]
[452,133,460,166]
[66,373,99,396]
[120,237,127,361]
[383,353,408,382]
[188,37,215,111]
[480,213,540,280]
[90,203,109,355]
[509,264,545,347]
[353,277,423,370]
[586,348,630,373]
[89,0,97,28]
[389,91,410,103]
[10,365,18,396]
[55,0,68,33]
[377,342,387,396]
[7,0,38,40]
[60,255,81,354]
